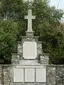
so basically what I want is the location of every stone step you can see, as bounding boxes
[19,60,40,65]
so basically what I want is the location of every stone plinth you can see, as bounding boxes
[13,60,46,84]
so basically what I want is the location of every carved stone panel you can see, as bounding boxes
[36,68,46,82]
[25,69,35,82]
[23,41,37,59]
[13,68,24,82]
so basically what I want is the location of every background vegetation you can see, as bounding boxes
[0,0,64,64]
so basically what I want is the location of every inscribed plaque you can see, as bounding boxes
[23,41,37,59]
[36,68,46,82]
[25,69,35,82]
[13,68,24,82]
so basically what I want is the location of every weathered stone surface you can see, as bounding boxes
[47,65,64,85]
[56,66,64,85]
[13,82,46,85]
[0,66,2,84]
[4,66,12,85]
[23,41,37,59]
[47,66,56,85]
[0,65,64,85]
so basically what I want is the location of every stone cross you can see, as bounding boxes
[25,9,36,32]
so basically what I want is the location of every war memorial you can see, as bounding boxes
[0,1,64,85]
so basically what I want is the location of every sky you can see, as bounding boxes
[49,0,64,10]
[23,0,64,21]
[49,0,64,21]
[24,0,64,10]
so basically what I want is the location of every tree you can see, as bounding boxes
[0,0,64,64]
[0,20,18,64]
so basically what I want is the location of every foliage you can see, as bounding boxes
[0,0,64,64]
[0,20,18,64]
[32,0,64,64]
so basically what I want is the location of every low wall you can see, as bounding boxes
[47,65,64,85]
[0,65,64,85]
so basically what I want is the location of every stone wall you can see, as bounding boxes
[47,65,56,85]
[0,66,2,84]
[47,65,64,85]
[56,65,64,85]
[0,65,12,85]
[0,65,64,85]
[4,66,12,85]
